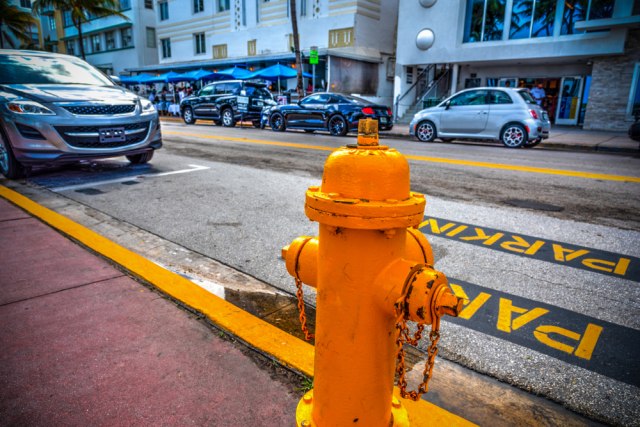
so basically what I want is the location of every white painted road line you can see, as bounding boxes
[51,164,210,192]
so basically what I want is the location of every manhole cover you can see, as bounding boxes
[504,199,564,212]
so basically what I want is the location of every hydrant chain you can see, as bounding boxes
[292,236,315,341]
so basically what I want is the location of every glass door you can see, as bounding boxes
[555,76,584,125]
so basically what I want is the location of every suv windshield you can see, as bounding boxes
[517,89,537,105]
[0,52,114,86]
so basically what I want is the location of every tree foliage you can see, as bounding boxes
[0,0,38,49]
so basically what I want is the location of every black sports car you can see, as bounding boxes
[265,93,393,136]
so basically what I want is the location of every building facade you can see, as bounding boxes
[130,0,398,104]
[57,0,159,76]
[394,0,640,131]
[1,0,40,49]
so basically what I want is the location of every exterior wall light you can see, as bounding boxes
[419,0,437,7]
[416,29,435,50]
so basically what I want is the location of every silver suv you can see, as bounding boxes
[0,50,162,179]
[410,87,550,148]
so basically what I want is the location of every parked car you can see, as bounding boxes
[265,93,393,136]
[0,50,161,179]
[409,87,550,148]
[180,80,273,127]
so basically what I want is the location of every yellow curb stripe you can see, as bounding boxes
[0,185,475,426]
[163,130,640,183]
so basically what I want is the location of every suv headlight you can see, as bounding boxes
[7,100,55,115]
[140,98,154,111]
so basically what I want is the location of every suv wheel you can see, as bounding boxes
[222,108,236,127]
[0,130,25,179]
[416,121,436,142]
[126,151,154,164]
[501,124,526,148]
[182,106,196,125]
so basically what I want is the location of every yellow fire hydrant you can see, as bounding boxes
[282,119,463,426]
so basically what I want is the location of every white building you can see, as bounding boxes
[394,0,640,131]
[59,0,158,76]
[129,0,399,104]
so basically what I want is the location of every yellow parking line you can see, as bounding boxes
[0,185,474,427]
[163,130,640,183]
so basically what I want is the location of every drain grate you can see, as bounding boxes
[504,199,564,212]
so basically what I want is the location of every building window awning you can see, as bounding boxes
[574,15,640,31]
[61,22,132,41]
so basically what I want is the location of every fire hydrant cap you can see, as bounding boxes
[305,136,425,229]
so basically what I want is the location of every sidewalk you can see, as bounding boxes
[0,197,298,426]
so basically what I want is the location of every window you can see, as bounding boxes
[91,34,102,52]
[248,39,256,56]
[161,38,171,58]
[218,0,230,12]
[65,40,75,55]
[144,0,153,9]
[489,90,513,104]
[120,0,131,10]
[628,63,640,117]
[48,16,56,31]
[200,85,214,96]
[105,31,116,50]
[449,90,489,106]
[121,27,133,47]
[159,1,169,20]
[146,27,156,48]
[19,0,30,8]
[301,0,307,16]
[329,27,354,48]
[463,0,506,42]
[194,0,204,13]
[510,0,555,39]
[194,32,206,54]
[82,37,91,54]
[213,44,227,59]
[301,94,330,105]
[561,0,613,35]
[63,10,73,27]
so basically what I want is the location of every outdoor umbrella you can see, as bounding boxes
[182,69,219,81]
[246,64,312,93]
[216,66,253,80]
[119,73,156,85]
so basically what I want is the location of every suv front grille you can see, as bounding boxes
[54,121,150,148]
[63,104,136,115]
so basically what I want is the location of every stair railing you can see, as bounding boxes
[393,64,434,122]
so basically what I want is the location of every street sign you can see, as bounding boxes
[309,47,318,65]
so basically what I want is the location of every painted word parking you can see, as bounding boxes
[447,279,639,387]
[420,217,638,281]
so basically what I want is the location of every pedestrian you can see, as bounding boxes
[159,88,168,115]
[531,83,546,106]
[306,80,313,94]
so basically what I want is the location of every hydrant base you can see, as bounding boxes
[295,389,410,427]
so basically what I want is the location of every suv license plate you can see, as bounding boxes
[99,127,126,143]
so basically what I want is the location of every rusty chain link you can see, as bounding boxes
[294,277,314,341]
[394,265,442,401]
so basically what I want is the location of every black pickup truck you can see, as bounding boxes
[180,80,274,127]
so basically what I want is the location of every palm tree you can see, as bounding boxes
[32,0,127,59]
[290,0,303,98]
[0,0,38,49]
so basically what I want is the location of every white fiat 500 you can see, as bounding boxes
[409,87,550,148]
